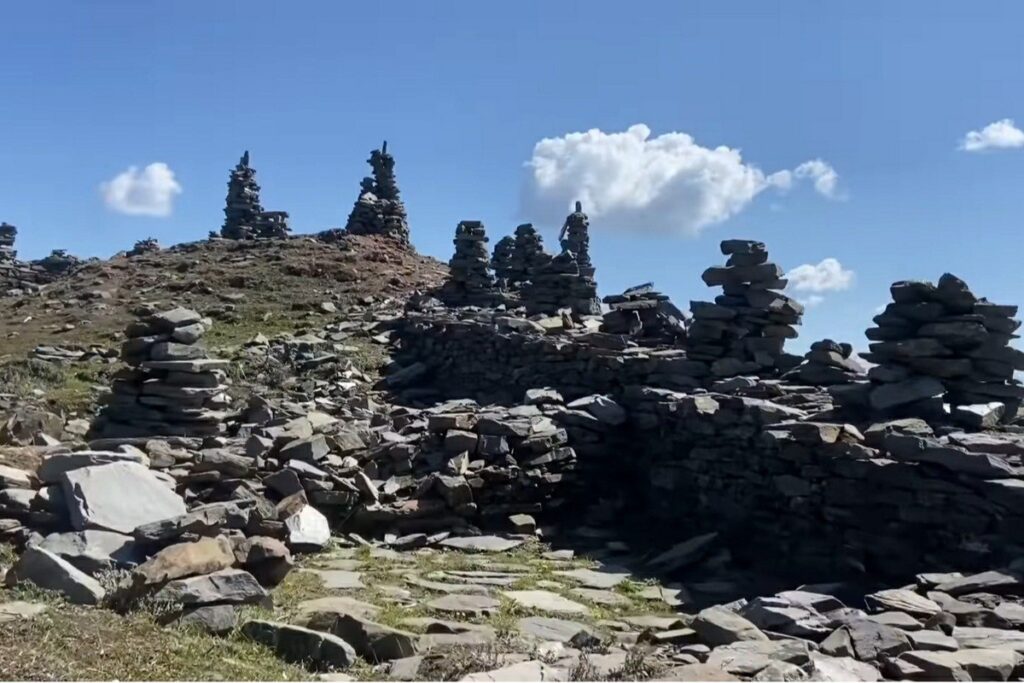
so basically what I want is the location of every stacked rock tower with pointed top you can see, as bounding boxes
[687,240,804,376]
[344,141,411,245]
[863,273,1024,414]
[490,235,515,289]
[220,152,290,240]
[506,223,550,289]
[559,201,594,276]
[439,221,498,307]
[92,307,232,438]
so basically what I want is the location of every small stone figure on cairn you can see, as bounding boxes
[687,239,804,377]
[343,140,411,245]
[861,273,1023,417]
[438,221,499,307]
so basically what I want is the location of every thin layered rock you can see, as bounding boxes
[863,273,1023,414]
[602,282,688,346]
[506,223,550,289]
[91,308,231,438]
[220,151,290,240]
[786,339,865,386]
[688,239,804,377]
[438,221,498,308]
[490,236,515,290]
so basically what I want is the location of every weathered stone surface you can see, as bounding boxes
[439,536,523,553]
[4,546,105,604]
[517,616,602,647]
[864,588,942,617]
[502,590,589,616]
[38,530,140,574]
[329,614,418,662]
[807,653,882,682]
[426,594,500,617]
[61,461,186,534]
[459,660,564,682]
[153,569,268,606]
[241,619,355,671]
[692,606,768,646]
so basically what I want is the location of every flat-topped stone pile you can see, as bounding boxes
[220,151,291,240]
[344,141,411,245]
[438,221,498,308]
[688,239,803,377]
[786,339,865,386]
[127,237,160,257]
[1,230,83,295]
[523,251,601,317]
[602,283,688,346]
[864,274,1024,415]
[506,223,549,289]
[91,307,231,438]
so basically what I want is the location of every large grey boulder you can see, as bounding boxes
[60,461,186,534]
[692,606,768,646]
[4,546,105,604]
[152,569,268,606]
[328,614,417,661]
[39,450,147,483]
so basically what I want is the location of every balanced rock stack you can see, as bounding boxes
[490,235,515,289]
[438,221,498,307]
[786,339,865,386]
[0,222,15,262]
[220,151,290,240]
[256,211,291,239]
[523,250,601,317]
[863,273,1024,414]
[92,308,231,438]
[506,223,549,289]
[602,283,688,346]
[559,201,594,277]
[343,141,411,245]
[127,237,160,257]
[688,239,804,377]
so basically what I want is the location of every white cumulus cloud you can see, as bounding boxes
[786,258,855,292]
[101,162,182,216]
[521,124,840,236]
[800,294,826,308]
[959,119,1024,152]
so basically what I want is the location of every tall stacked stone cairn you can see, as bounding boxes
[688,239,804,377]
[506,223,550,289]
[558,200,594,277]
[92,307,231,438]
[438,221,498,307]
[785,338,864,386]
[343,141,411,245]
[490,235,515,289]
[602,282,688,345]
[862,273,1024,415]
[0,222,15,262]
[220,151,291,240]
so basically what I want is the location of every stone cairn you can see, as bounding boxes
[343,141,411,245]
[438,221,498,307]
[506,223,549,289]
[523,250,601,317]
[862,273,1024,414]
[688,239,804,377]
[602,283,688,346]
[127,237,160,257]
[220,151,291,240]
[92,307,231,438]
[0,222,15,262]
[559,201,594,277]
[490,236,515,289]
[786,339,864,386]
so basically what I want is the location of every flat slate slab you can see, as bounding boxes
[502,590,590,616]
[308,569,364,590]
[426,594,500,617]
[438,535,524,553]
[554,567,631,589]
[60,461,186,534]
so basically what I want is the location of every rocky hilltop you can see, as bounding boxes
[1,145,1024,682]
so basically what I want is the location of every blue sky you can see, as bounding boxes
[1,1,1022,350]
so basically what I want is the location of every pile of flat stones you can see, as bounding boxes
[688,239,804,377]
[220,151,291,240]
[559,201,594,277]
[438,221,499,308]
[490,235,515,289]
[786,339,865,386]
[506,223,550,289]
[344,142,411,245]
[1,227,81,296]
[90,308,231,439]
[602,283,688,346]
[863,274,1024,416]
[523,251,601,317]
[0,222,15,262]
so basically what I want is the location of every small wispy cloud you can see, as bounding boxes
[101,162,182,217]
[959,119,1024,152]
[786,258,856,292]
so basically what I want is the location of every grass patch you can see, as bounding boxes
[0,600,308,681]
[0,358,110,414]
[269,569,327,619]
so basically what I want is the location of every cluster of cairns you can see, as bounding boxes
[127,237,160,257]
[437,221,499,307]
[91,308,232,439]
[503,223,549,290]
[602,283,688,346]
[219,151,291,240]
[0,223,84,295]
[863,274,1024,415]
[688,240,804,377]
[343,141,411,245]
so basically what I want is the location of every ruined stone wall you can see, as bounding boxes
[393,314,1024,581]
